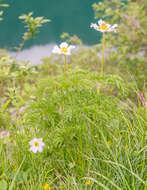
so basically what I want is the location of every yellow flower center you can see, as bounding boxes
[107,141,111,145]
[99,23,109,31]
[34,141,39,147]
[44,184,50,190]
[86,179,91,185]
[61,47,68,53]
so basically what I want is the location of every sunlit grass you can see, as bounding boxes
[0,0,146,189]
[0,67,146,189]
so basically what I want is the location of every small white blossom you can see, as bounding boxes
[0,130,10,144]
[29,138,45,153]
[52,42,75,55]
[0,130,10,138]
[91,19,118,33]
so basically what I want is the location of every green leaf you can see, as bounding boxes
[9,157,25,190]
[0,4,9,7]
[0,180,8,190]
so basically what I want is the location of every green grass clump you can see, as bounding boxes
[1,69,144,189]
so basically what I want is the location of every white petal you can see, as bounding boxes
[98,19,104,26]
[40,142,45,147]
[106,24,111,28]
[29,141,34,146]
[29,146,38,153]
[112,24,118,28]
[52,45,61,54]
[68,45,75,52]
[90,23,98,29]
[90,23,94,28]
[112,28,117,32]
[101,30,107,33]
[64,51,71,55]
[29,138,37,146]
[32,138,38,141]
[38,147,43,152]
[32,148,38,153]
[109,24,118,32]
[60,42,68,48]
[38,138,43,143]
[96,28,104,32]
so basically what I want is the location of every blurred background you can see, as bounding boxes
[0,0,101,49]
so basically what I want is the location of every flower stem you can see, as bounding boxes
[15,39,26,59]
[64,55,67,79]
[101,32,105,76]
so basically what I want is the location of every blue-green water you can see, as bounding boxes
[0,0,101,49]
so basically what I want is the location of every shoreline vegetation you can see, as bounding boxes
[0,0,146,189]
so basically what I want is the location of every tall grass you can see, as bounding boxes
[1,70,145,189]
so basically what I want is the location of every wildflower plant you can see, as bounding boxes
[86,179,91,185]
[17,12,50,54]
[29,138,45,153]
[91,19,118,76]
[24,69,146,189]
[43,184,51,190]
[52,42,75,79]
[0,54,13,96]
[0,54,38,97]
[92,0,147,88]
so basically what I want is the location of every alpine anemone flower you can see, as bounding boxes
[52,42,75,55]
[29,138,45,153]
[91,19,118,33]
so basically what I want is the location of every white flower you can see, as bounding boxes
[0,130,10,144]
[91,19,118,33]
[52,42,75,55]
[0,130,10,139]
[29,138,45,153]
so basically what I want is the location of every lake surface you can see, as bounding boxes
[0,0,101,49]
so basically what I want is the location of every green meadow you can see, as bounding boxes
[0,0,146,190]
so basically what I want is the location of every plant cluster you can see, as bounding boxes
[0,0,146,189]
[92,0,147,88]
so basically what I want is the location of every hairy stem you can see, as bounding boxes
[64,55,67,79]
[101,32,105,76]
